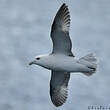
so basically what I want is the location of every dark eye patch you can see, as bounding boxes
[36,57,40,60]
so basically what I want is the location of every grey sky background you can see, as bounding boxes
[0,0,110,110]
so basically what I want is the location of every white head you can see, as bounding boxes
[29,54,49,68]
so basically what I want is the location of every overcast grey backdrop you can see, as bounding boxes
[0,0,110,110]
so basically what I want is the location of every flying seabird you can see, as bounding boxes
[29,3,97,107]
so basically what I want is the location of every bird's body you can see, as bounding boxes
[34,54,96,73]
[29,3,97,107]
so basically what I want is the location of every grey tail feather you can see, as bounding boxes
[79,53,97,76]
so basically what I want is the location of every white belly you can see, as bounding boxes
[43,55,90,73]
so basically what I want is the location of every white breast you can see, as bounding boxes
[41,55,81,72]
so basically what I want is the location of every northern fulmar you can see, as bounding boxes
[29,3,97,107]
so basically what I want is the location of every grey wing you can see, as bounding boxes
[50,71,70,107]
[51,3,74,56]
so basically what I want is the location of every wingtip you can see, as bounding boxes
[62,3,66,6]
[61,3,68,8]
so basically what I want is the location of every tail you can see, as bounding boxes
[79,53,97,76]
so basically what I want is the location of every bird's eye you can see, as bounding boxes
[36,57,40,60]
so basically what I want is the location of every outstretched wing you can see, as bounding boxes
[50,71,70,107]
[51,3,74,56]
